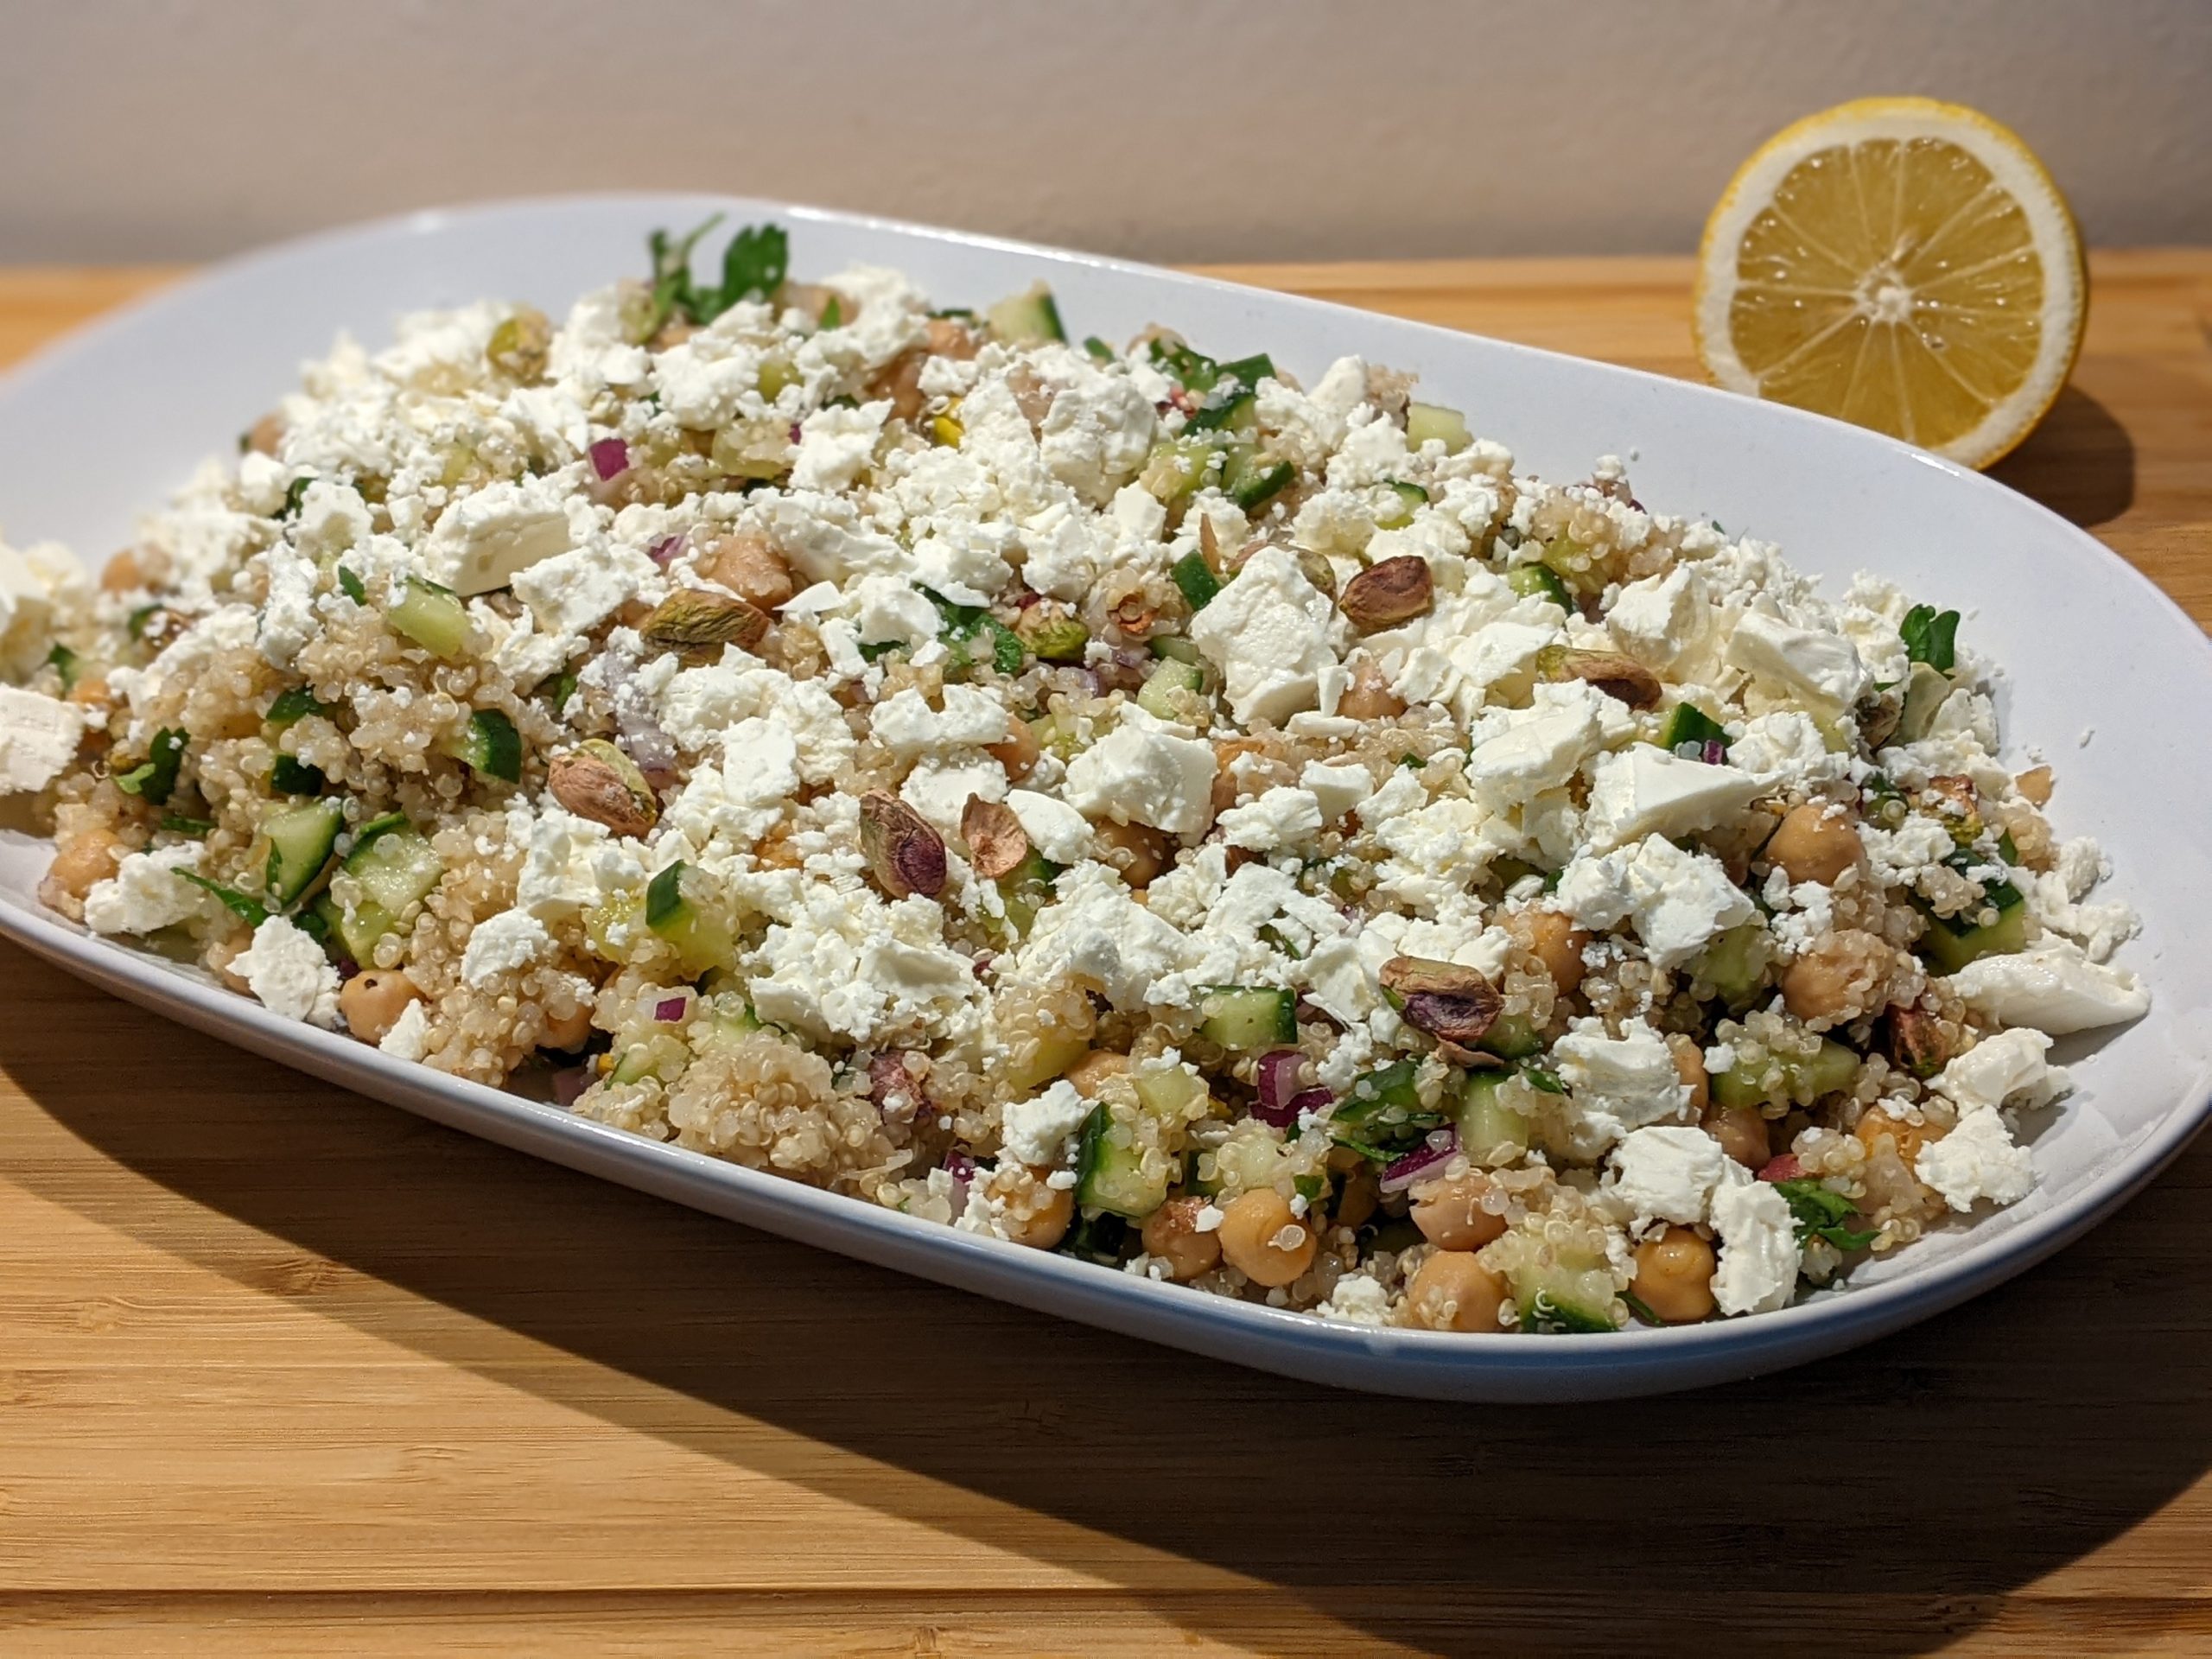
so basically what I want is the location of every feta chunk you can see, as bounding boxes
[423,478,574,595]
[1001,1079,1093,1167]
[234,914,342,1026]
[1609,1125,1730,1230]
[1709,1174,1801,1315]
[83,842,212,936]
[1932,1027,2060,1113]
[1947,940,2151,1034]
[378,998,433,1062]
[1189,546,1339,725]
[1916,1106,2036,1211]
[1062,709,1217,836]
[1006,788,1094,866]
[512,544,658,636]
[1301,760,1375,822]
[1217,785,1324,853]
[1606,565,1706,669]
[1552,835,1758,968]
[461,909,556,986]
[0,685,85,793]
[1725,609,1868,710]
[1580,747,1763,854]
[1552,1016,1694,1154]
[1014,859,1186,1008]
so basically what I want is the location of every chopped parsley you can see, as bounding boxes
[114,728,187,804]
[178,871,268,927]
[159,814,215,837]
[1772,1177,1878,1251]
[265,686,329,728]
[645,860,688,929]
[45,642,79,692]
[281,474,314,519]
[818,295,842,329]
[1901,604,1961,674]
[337,565,367,604]
[270,755,327,795]
[647,217,790,332]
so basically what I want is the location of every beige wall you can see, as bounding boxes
[5,0,2207,263]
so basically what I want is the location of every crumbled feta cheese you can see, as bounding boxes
[1014,859,1186,1008]
[1005,788,1094,866]
[1932,1027,2061,1114]
[1315,1273,1395,1326]
[512,544,658,636]
[1217,785,1324,853]
[1552,835,1757,968]
[1947,940,2151,1034]
[1580,747,1763,853]
[461,909,556,986]
[791,399,890,493]
[1062,707,1217,836]
[1552,1016,1694,1154]
[423,477,574,595]
[83,842,212,935]
[378,998,433,1062]
[870,683,1008,757]
[0,685,85,793]
[1300,760,1375,822]
[1188,546,1339,725]
[1001,1079,1093,1167]
[235,914,342,1026]
[1916,1106,2037,1211]
[1606,565,1706,669]
[1608,1124,1729,1230]
[1465,683,1620,811]
[1725,608,1868,709]
[1709,1174,1801,1315]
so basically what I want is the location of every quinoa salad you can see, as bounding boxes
[0,220,2153,1335]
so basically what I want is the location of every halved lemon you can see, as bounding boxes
[1694,97,2085,468]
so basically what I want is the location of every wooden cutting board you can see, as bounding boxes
[1,253,2208,1657]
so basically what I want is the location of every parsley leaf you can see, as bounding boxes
[159,814,215,837]
[114,728,188,804]
[337,566,367,605]
[818,295,842,329]
[177,871,268,927]
[281,474,314,519]
[45,642,79,692]
[648,219,792,332]
[1900,604,1961,674]
[645,860,687,929]
[1772,1177,1878,1251]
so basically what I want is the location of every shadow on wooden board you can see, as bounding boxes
[4,944,2209,1657]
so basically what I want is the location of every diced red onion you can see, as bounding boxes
[589,436,630,480]
[653,995,689,1023]
[943,1148,976,1208]
[1014,589,1045,611]
[1379,1127,1459,1194]
[1255,1048,1307,1122]
[1700,738,1728,766]
[868,1051,924,1110]
[647,533,687,568]
[1286,1087,1332,1122]
[551,1066,592,1108]
[1758,1154,1803,1183]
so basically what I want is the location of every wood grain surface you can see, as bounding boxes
[1,252,2208,1658]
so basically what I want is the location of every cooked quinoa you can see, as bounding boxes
[0,219,2155,1333]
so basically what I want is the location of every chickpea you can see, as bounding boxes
[924,315,982,360]
[43,827,121,899]
[1781,928,1893,1028]
[338,969,422,1046]
[1405,1250,1510,1332]
[1094,819,1170,888]
[1215,1189,1318,1287]
[1000,1170,1076,1250]
[1334,660,1406,721]
[1668,1033,1711,1114]
[1065,1048,1131,1097]
[984,715,1041,781]
[1140,1196,1223,1281]
[868,349,930,423]
[1856,1105,1940,1169]
[100,549,150,594]
[1409,1173,1509,1252]
[1210,738,1270,815]
[540,999,596,1052]
[1516,908,1592,995]
[245,412,285,457]
[1703,1103,1770,1168]
[697,532,795,611]
[1766,801,1860,887]
[1632,1225,1718,1324]
[67,674,112,713]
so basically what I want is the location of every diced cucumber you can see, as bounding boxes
[610,1033,690,1085]
[994,848,1060,939]
[317,820,444,962]
[985,282,1065,345]
[1171,551,1222,612]
[1656,702,1729,754]
[1133,1065,1210,1120]
[387,577,472,659]
[644,859,736,975]
[1893,661,1952,746]
[440,708,523,783]
[264,686,329,730]
[1136,658,1205,721]
[1478,1011,1546,1061]
[1455,1070,1530,1162]
[1198,985,1297,1051]
[1405,402,1472,454]
[1222,445,1293,512]
[1712,1035,1860,1111]
[1149,634,1202,665]
[1917,892,2029,973]
[1375,479,1428,530]
[1516,1266,1619,1334]
[1693,924,1770,1006]
[1185,386,1257,435]
[1074,1102,1168,1218]
[1506,563,1573,611]
[1140,436,1222,506]
[1330,1059,1449,1160]
[262,798,343,908]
